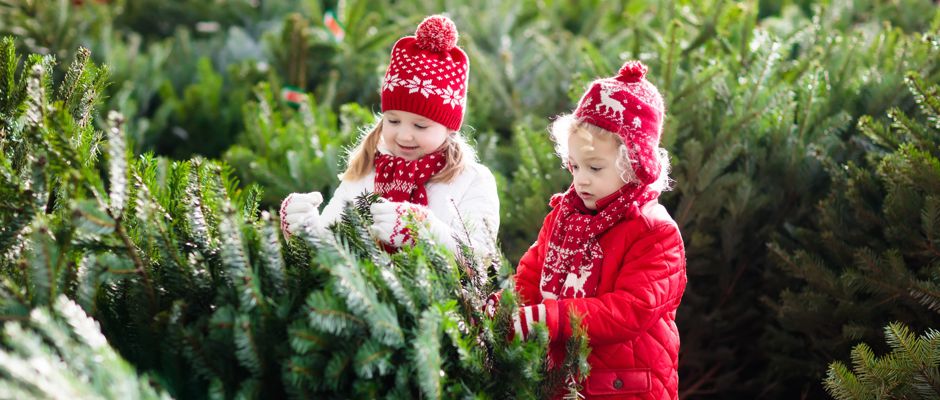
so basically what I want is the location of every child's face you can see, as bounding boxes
[567,129,628,210]
[381,110,450,161]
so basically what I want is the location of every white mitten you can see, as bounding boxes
[369,201,425,248]
[279,192,324,238]
[369,201,459,251]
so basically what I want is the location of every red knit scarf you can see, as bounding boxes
[373,149,447,206]
[539,182,660,299]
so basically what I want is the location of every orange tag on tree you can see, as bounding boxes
[323,10,345,42]
[281,85,306,108]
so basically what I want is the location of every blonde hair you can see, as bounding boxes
[549,114,672,193]
[340,117,477,184]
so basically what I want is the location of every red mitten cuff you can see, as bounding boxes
[279,194,294,239]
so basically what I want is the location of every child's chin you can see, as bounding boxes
[392,150,422,160]
[583,200,597,210]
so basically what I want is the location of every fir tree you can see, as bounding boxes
[497,119,571,263]
[769,68,940,398]
[223,83,370,208]
[656,3,940,396]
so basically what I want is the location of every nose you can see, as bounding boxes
[396,127,414,143]
[573,170,590,188]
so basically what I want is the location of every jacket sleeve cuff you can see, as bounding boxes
[542,298,566,343]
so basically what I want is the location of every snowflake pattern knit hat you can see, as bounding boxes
[381,15,469,131]
[574,60,665,185]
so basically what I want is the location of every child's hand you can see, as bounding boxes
[484,291,502,318]
[369,201,428,247]
[280,192,324,238]
[370,200,461,252]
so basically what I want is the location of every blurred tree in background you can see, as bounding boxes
[1,0,939,398]
[773,69,940,399]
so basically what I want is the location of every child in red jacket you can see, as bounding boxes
[509,61,687,399]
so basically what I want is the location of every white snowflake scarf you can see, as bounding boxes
[540,183,660,299]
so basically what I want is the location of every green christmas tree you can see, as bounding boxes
[768,69,940,398]
[222,83,370,208]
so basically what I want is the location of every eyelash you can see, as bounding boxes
[387,119,427,129]
[569,164,602,172]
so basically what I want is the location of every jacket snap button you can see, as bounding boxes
[613,378,623,389]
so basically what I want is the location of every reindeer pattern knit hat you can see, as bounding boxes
[381,15,469,131]
[573,60,665,185]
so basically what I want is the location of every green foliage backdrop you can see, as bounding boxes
[1,0,939,398]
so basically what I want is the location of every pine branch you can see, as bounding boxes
[106,111,128,218]
[412,307,442,399]
[909,277,940,314]
[353,338,394,379]
[183,167,214,254]
[233,314,263,377]
[57,46,89,114]
[304,290,364,337]
[257,211,287,298]
[25,222,55,306]
[24,60,47,130]
[906,72,940,130]
[113,207,156,311]
[311,232,404,347]
[826,322,940,399]
[0,296,170,399]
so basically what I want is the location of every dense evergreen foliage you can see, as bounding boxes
[1,0,939,398]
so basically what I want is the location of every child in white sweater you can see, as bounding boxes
[280,15,499,256]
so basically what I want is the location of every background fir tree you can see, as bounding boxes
[2,1,940,398]
[222,83,372,206]
[767,66,940,398]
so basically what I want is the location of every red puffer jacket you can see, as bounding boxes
[514,200,687,399]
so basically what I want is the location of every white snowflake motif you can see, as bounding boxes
[382,73,402,92]
[438,86,463,108]
[632,116,642,129]
[404,76,437,98]
[580,96,594,109]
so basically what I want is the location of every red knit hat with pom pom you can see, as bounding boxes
[381,15,469,131]
[574,60,665,185]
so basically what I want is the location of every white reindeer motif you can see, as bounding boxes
[562,270,592,298]
[594,83,626,122]
[540,273,557,300]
